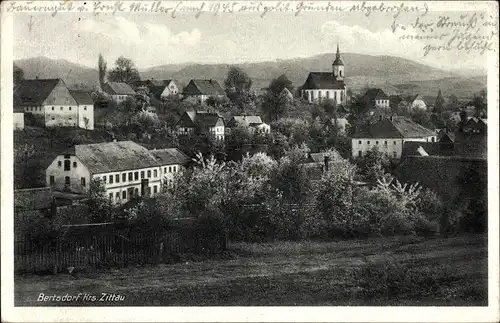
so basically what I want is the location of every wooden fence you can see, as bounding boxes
[14,224,226,274]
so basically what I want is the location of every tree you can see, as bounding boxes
[98,53,107,88]
[356,146,390,183]
[13,64,24,86]
[446,94,459,111]
[224,66,254,112]
[268,74,293,95]
[107,56,141,84]
[86,179,113,223]
[261,89,291,121]
[434,89,445,114]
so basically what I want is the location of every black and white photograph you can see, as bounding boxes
[1,0,499,321]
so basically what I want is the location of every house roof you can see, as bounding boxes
[353,117,435,139]
[149,85,166,100]
[69,90,94,105]
[184,79,225,96]
[194,111,224,127]
[150,148,191,166]
[229,116,263,127]
[14,78,61,105]
[364,88,389,101]
[103,82,136,95]
[14,187,54,210]
[74,141,162,174]
[391,117,436,137]
[302,72,346,90]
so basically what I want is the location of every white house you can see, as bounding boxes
[45,141,190,204]
[14,78,93,129]
[13,106,24,130]
[352,116,437,159]
[363,88,390,109]
[301,44,347,105]
[227,115,271,134]
[102,82,136,104]
[69,90,94,130]
[176,111,226,141]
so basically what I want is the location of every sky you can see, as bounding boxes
[12,3,494,71]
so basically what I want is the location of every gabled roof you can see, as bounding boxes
[194,111,224,127]
[228,116,263,127]
[14,78,61,105]
[69,90,94,105]
[302,72,346,90]
[149,85,166,100]
[391,117,435,137]
[103,82,136,95]
[150,148,191,166]
[353,117,435,139]
[74,141,161,174]
[183,79,225,96]
[364,88,389,101]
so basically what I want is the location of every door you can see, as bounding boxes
[141,179,149,196]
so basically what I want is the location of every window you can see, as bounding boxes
[115,174,120,183]
[84,106,87,110]
[154,170,158,177]
[102,175,107,183]
[147,170,151,178]
[116,192,120,200]
[73,161,77,168]
[128,172,133,181]
[60,107,63,111]
[69,107,72,111]
[65,176,70,185]
[51,117,55,121]
[376,141,379,145]
[393,151,397,158]
[173,166,177,172]
[69,117,73,120]
[122,191,126,199]
[358,140,361,144]
[358,151,362,157]
[384,141,388,146]
[393,141,397,145]
[367,141,370,145]
[164,167,167,173]
[109,175,114,184]
[50,176,55,185]
[109,193,113,200]
[134,172,139,180]
[64,160,71,171]
[122,173,126,182]
[334,91,337,100]
[141,171,144,179]
[81,177,86,186]
[432,137,435,142]
[58,161,62,167]
[340,70,342,77]
[52,107,54,110]
[153,185,158,193]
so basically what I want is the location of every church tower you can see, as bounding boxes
[332,44,344,81]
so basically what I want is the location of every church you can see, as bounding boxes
[301,45,347,106]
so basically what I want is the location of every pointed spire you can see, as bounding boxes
[336,43,340,57]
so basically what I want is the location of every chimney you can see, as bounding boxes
[324,155,330,172]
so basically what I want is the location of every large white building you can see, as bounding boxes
[46,141,190,204]
[14,78,94,129]
[301,44,347,105]
[352,117,437,159]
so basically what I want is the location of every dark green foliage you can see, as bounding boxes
[107,56,141,84]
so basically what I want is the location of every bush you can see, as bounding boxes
[16,210,61,242]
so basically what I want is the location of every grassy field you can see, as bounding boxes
[15,234,487,306]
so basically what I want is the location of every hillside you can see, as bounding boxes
[14,54,486,97]
[14,57,99,89]
[393,76,487,100]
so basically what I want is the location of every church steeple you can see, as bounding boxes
[333,43,344,80]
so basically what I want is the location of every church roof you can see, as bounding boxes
[302,72,346,90]
[333,56,344,66]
